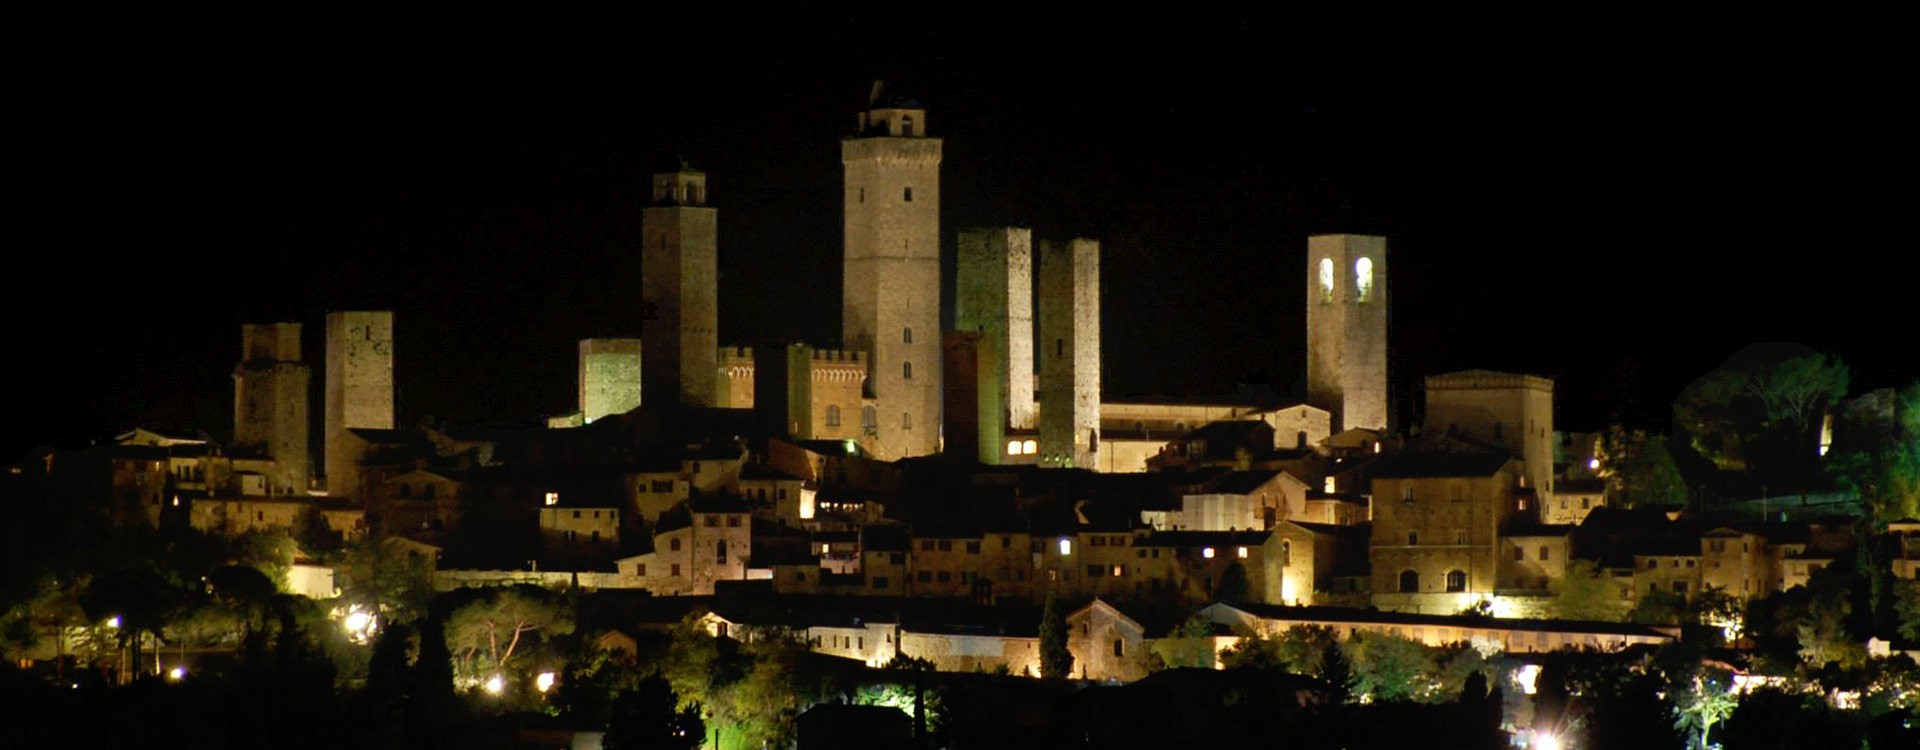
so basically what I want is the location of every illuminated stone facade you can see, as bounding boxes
[232,322,310,495]
[324,311,394,500]
[1305,234,1388,433]
[577,337,641,423]
[1368,453,1527,614]
[843,96,942,460]
[1424,370,1557,497]
[956,226,1036,457]
[1039,238,1100,468]
[716,346,869,443]
[642,169,718,408]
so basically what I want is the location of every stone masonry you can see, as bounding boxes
[642,169,719,409]
[1039,238,1100,468]
[232,322,309,495]
[1305,234,1389,433]
[324,310,394,499]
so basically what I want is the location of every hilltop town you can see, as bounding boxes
[5,85,1917,749]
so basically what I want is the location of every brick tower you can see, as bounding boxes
[1305,234,1389,433]
[324,310,394,499]
[843,83,942,459]
[1039,238,1100,468]
[642,167,719,408]
[232,322,309,495]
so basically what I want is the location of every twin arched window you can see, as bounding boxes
[1399,570,1419,593]
[1445,570,1467,593]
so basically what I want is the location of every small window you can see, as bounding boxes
[826,405,841,427]
[1445,570,1466,592]
[727,515,741,528]
[859,187,865,203]
[1056,339,1064,357]
[1407,532,1419,546]
[573,510,581,519]
[670,564,681,577]
[1114,638,1125,657]
[903,327,912,344]
[937,570,952,583]
[903,187,913,202]
[1513,547,1524,561]
[872,576,889,589]
[1399,570,1420,593]
[1401,485,1414,501]
[903,361,912,379]
[966,541,981,554]
[670,538,682,552]
[1355,257,1374,302]
[902,412,912,430]
[1539,546,1551,561]
[862,406,877,428]
[704,516,718,527]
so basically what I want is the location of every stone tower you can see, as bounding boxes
[578,338,642,423]
[1039,238,1100,468]
[324,310,394,500]
[956,227,1036,453]
[641,168,718,409]
[232,322,309,495]
[1305,234,1389,433]
[843,84,941,460]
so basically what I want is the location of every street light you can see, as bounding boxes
[1532,730,1562,750]
[484,675,506,695]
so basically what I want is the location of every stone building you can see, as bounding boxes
[716,346,869,444]
[956,226,1037,458]
[1306,234,1388,434]
[1368,452,1528,614]
[577,338,641,423]
[1039,238,1101,468]
[641,168,718,408]
[1423,370,1557,499]
[324,310,395,500]
[232,322,310,495]
[842,86,942,460]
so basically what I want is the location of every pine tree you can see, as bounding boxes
[1039,593,1073,679]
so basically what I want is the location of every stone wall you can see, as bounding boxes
[1039,238,1100,468]
[957,227,1036,443]
[578,338,641,422]
[324,311,394,500]
[642,170,719,408]
[1305,234,1388,433]
[842,121,942,460]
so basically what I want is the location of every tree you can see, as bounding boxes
[1796,586,1867,670]
[443,585,574,680]
[603,674,703,750]
[1344,631,1438,703]
[1550,559,1629,622]
[1896,579,1920,642]
[1674,345,1849,490]
[339,538,434,625]
[1669,669,1737,750]
[1598,429,1690,508]
[1219,624,1335,676]
[1151,614,1217,670]
[1039,593,1073,679]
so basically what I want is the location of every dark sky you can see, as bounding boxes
[12,16,1914,458]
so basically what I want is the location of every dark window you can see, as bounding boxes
[1407,532,1419,546]
[727,516,741,528]
[903,361,912,379]
[1513,547,1524,561]
[826,406,841,427]
[704,516,717,527]
[1113,639,1125,657]
[966,541,981,554]
[917,571,932,583]
[1446,570,1467,592]
[572,510,581,519]
[938,540,953,552]
[889,553,904,565]
[1539,546,1550,561]
[670,538,682,552]
[872,576,889,589]
[903,327,912,344]
[1399,570,1420,593]
[936,571,951,583]
[904,187,913,202]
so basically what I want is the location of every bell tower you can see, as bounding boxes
[842,82,942,459]
[1305,234,1389,433]
[642,166,719,408]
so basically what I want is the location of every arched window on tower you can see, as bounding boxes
[1446,569,1467,592]
[903,361,912,379]
[825,405,841,427]
[1318,258,1335,302]
[900,114,914,135]
[862,406,877,430]
[904,187,913,202]
[1399,570,1420,593]
[1355,257,1374,302]
[903,327,912,344]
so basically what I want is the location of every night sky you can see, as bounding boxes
[13,16,1913,459]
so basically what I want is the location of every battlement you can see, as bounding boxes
[1425,370,1555,393]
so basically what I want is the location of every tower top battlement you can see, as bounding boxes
[652,169,708,206]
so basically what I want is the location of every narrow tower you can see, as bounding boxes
[1305,234,1389,433]
[233,322,309,495]
[1039,238,1100,468]
[324,310,394,500]
[843,83,942,459]
[956,227,1036,452]
[642,167,719,409]
[578,338,642,423]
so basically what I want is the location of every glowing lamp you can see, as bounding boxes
[484,675,506,695]
[535,671,557,693]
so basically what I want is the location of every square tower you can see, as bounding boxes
[642,168,719,409]
[578,338,642,423]
[1305,234,1389,433]
[842,86,942,460]
[325,310,394,500]
[956,227,1036,441]
[1039,238,1100,468]
[233,322,310,495]
[1424,370,1556,497]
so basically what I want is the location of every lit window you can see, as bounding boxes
[1318,258,1334,302]
[543,492,559,506]
[1202,547,1215,559]
[1324,477,1336,493]
[1354,257,1373,302]
[1058,537,1072,555]
[1008,440,1024,455]
[1022,439,1037,454]
[1236,546,1248,559]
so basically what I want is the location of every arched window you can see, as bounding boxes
[825,405,841,427]
[904,187,913,202]
[1445,570,1467,592]
[902,412,912,430]
[1318,258,1335,302]
[900,114,914,135]
[903,361,912,379]
[903,327,912,344]
[1007,440,1023,456]
[1355,257,1374,302]
[1407,531,1419,546]
[1281,540,1292,565]
[1021,439,1037,455]
[859,187,865,203]
[862,406,877,429]
[1297,431,1308,449]
[1399,570,1420,593]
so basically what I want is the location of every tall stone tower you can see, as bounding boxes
[325,310,394,500]
[642,168,718,409]
[843,84,941,460]
[232,322,309,495]
[1039,238,1100,468]
[956,227,1036,452]
[578,338,642,423]
[1305,234,1389,433]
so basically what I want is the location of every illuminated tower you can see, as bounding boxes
[233,322,309,495]
[843,83,942,459]
[1039,238,1100,468]
[578,338,642,422]
[325,310,394,500]
[1305,234,1388,433]
[642,167,719,408]
[957,226,1035,461]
